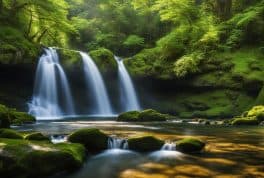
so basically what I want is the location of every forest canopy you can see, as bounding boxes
[0,0,263,65]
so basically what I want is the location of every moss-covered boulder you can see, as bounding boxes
[0,129,23,139]
[0,138,86,178]
[89,48,118,74]
[138,109,169,121]
[0,104,36,125]
[127,136,164,152]
[176,138,205,153]
[117,111,140,121]
[231,117,260,125]
[117,109,170,122]
[230,105,264,125]
[24,132,50,141]
[68,128,108,152]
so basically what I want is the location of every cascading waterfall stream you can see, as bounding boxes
[28,47,75,118]
[80,52,113,115]
[108,137,128,149]
[114,56,141,111]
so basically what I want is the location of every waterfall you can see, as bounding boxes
[80,52,113,115]
[115,56,140,112]
[108,137,128,149]
[161,143,176,151]
[28,47,75,118]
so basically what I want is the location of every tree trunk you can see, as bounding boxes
[216,0,232,20]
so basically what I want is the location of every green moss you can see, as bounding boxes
[24,132,50,141]
[231,117,259,125]
[0,104,36,125]
[0,129,23,139]
[176,138,205,153]
[89,48,118,74]
[68,128,108,152]
[117,111,140,122]
[117,109,170,122]
[247,105,264,117]
[57,48,82,69]
[138,109,169,121]
[0,138,85,178]
[127,136,164,152]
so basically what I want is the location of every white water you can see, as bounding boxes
[108,137,128,149]
[28,48,75,118]
[115,56,140,112]
[161,143,176,151]
[80,52,113,115]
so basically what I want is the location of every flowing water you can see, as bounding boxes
[16,119,264,178]
[28,48,75,118]
[115,56,140,112]
[80,52,113,116]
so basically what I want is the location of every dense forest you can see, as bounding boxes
[0,0,263,118]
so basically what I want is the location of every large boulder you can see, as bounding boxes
[127,136,164,152]
[117,111,140,122]
[230,105,264,125]
[0,104,36,126]
[68,128,108,152]
[24,132,50,141]
[176,138,205,153]
[0,129,23,139]
[138,109,169,121]
[0,138,85,178]
[117,109,170,122]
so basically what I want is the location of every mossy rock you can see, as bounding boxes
[0,129,23,139]
[138,109,169,121]
[24,132,50,141]
[89,48,118,74]
[0,138,86,178]
[117,111,140,121]
[231,117,260,125]
[247,105,264,117]
[0,104,36,125]
[127,136,164,152]
[68,128,108,152]
[57,48,82,69]
[176,138,205,153]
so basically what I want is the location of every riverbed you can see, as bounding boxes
[14,118,264,178]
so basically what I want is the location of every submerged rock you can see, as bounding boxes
[127,136,164,152]
[68,128,108,152]
[176,138,205,153]
[25,132,50,141]
[0,138,85,178]
[117,109,171,122]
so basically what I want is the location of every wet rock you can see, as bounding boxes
[127,136,164,152]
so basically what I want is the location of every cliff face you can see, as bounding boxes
[125,47,264,118]
[0,46,262,119]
